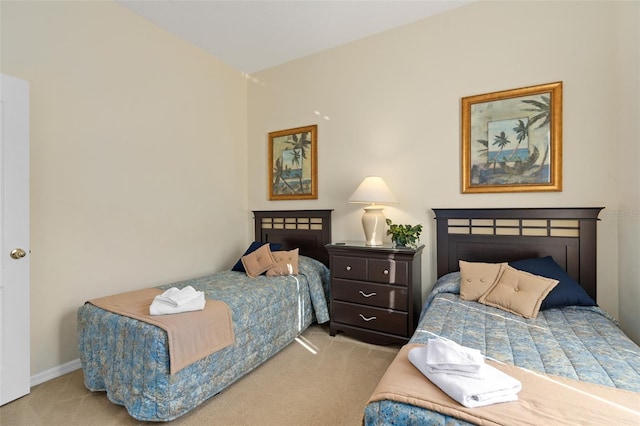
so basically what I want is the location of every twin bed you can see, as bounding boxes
[365,207,640,425]
[78,207,640,424]
[77,210,333,421]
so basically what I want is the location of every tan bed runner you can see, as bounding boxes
[88,288,234,374]
[368,343,640,426]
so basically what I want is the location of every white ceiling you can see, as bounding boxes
[117,0,472,73]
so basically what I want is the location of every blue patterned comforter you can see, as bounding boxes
[78,256,330,422]
[365,272,640,425]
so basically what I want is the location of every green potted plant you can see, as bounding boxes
[385,219,423,248]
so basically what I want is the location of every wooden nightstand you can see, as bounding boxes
[326,242,424,345]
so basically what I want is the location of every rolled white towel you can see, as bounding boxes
[424,338,485,378]
[150,287,206,315]
[409,345,521,408]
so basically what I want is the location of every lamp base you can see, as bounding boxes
[361,205,386,246]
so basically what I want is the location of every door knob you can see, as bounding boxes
[10,248,26,259]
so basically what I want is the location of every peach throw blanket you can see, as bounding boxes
[88,288,234,374]
[368,344,640,425]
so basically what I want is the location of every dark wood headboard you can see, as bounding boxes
[433,208,603,302]
[253,210,333,267]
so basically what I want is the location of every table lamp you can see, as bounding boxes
[348,176,398,246]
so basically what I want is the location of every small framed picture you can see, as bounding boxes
[461,82,563,193]
[268,125,318,200]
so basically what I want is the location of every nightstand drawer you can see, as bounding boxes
[332,301,408,336]
[332,256,367,280]
[332,279,408,310]
[368,259,408,285]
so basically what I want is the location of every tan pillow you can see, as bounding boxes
[459,260,506,301]
[266,249,300,276]
[478,265,559,319]
[241,244,276,278]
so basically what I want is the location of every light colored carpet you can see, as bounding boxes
[0,324,400,425]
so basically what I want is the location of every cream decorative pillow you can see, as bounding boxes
[459,260,506,301]
[241,244,276,278]
[266,248,299,276]
[478,265,559,319]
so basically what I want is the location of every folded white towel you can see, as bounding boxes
[409,345,521,408]
[424,338,485,378]
[153,286,202,307]
[150,286,206,315]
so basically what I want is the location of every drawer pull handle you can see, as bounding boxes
[346,266,352,271]
[359,314,377,322]
[383,269,389,275]
[359,291,377,298]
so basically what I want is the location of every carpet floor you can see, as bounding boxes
[0,324,400,426]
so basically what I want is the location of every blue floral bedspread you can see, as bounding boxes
[364,272,640,426]
[78,256,330,422]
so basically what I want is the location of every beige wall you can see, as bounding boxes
[248,1,640,341]
[613,1,640,344]
[1,1,249,375]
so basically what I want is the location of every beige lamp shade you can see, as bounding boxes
[348,177,398,246]
[348,176,398,205]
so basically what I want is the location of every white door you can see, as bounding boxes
[0,73,30,405]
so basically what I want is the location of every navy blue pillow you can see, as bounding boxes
[231,241,282,272]
[508,256,596,310]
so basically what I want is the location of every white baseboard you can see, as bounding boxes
[31,358,82,387]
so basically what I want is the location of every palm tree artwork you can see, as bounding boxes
[270,128,315,197]
[507,119,528,162]
[490,130,511,170]
[471,93,551,185]
[520,96,551,174]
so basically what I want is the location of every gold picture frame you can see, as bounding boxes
[461,82,562,193]
[268,125,318,200]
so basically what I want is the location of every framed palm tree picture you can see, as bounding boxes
[461,82,563,193]
[268,125,318,200]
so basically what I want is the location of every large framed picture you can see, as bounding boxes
[268,125,318,200]
[461,82,562,193]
